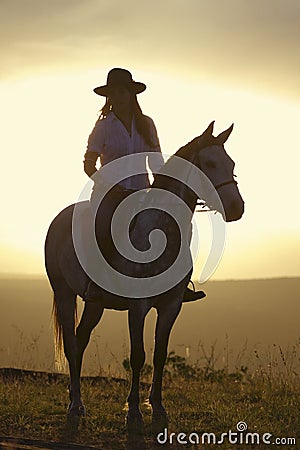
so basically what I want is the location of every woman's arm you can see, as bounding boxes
[146,116,165,175]
[83,119,105,177]
[83,151,98,177]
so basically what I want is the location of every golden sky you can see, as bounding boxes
[1,0,300,99]
[1,0,300,279]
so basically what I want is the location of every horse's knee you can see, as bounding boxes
[75,329,90,352]
[153,346,167,366]
[130,352,145,371]
[130,348,145,372]
[76,304,103,343]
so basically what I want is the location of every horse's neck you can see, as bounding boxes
[151,154,198,214]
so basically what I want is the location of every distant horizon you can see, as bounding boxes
[0,272,299,282]
[1,273,299,376]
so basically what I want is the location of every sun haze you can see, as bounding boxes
[0,0,299,280]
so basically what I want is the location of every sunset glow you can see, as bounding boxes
[1,0,299,280]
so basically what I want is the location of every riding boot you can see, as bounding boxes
[183,281,206,302]
[183,287,206,302]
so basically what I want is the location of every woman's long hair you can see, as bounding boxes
[99,94,156,148]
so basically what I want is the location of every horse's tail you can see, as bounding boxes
[52,294,63,367]
[52,293,78,371]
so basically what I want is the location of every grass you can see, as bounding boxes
[0,343,299,449]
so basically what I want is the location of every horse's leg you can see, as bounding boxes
[149,299,182,424]
[126,303,151,428]
[75,301,104,378]
[54,286,84,416]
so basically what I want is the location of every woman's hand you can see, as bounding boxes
[84,151,98,177]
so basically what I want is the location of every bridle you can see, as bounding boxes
[197,143,238,193]
[214,178,238,191]
[195,145,238,211]
[195,177,238,212]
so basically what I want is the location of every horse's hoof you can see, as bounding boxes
[67,403,86,417]
[152,410,168,432]
[126,411,144,433]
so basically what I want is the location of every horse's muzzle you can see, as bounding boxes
[225,198,245,222]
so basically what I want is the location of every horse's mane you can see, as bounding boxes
[152,128,217,191]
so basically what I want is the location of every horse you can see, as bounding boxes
[44,121,244,427]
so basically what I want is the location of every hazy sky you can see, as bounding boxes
[1,0,300,98]
[1,0,300,279]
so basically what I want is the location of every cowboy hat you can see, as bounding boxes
[93,68,146,96]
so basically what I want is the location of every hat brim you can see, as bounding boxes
[93,81,146,96]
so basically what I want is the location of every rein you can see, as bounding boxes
[196,179,237,213]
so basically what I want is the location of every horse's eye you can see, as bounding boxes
[205,160,216,169]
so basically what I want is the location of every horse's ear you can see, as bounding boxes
[216,124,234,144]
[203,121,215,137]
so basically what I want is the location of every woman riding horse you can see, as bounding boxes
[83,68,205,302]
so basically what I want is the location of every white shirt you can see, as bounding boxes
[86,112,165,190]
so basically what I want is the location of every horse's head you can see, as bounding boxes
[192,121,244,222]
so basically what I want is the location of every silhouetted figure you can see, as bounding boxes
[83,68,205,302]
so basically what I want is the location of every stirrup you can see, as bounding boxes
[183,282,206,302]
